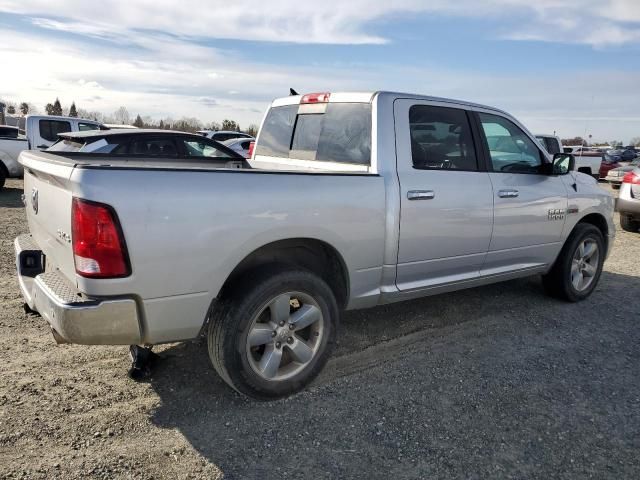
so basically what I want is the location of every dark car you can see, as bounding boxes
[47,129,244,164]
[605,148,637,163]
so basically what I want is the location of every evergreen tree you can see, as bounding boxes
[68,102,78,117]
[7,105,15,115]
[45,103,55,115]
[52,98,63,116]
[19,102,29,116]
[159,119,165,129]
[133,114,144,128]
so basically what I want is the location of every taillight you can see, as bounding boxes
[247,141,255,159]
[622,171,640,184]
[71,198,130,278]
[300,92,330,104]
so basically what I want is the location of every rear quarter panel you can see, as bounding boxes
[70,167,387,342]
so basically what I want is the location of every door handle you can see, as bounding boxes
[497,189,519,198]
[407,190,435,200]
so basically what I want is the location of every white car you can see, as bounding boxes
[197,130,253,142]
[222,137,254,158]
[0,115,104,188]
[536,135,602,179]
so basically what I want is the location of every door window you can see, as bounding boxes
[39,120,72,142]
[479,113,543,174]
[408,106,477,171]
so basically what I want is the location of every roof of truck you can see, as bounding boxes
[272,91,507,115]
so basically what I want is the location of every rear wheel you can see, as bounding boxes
[620,214,639,233]
[208,268,338,400]
[0,165,6,190]
[542,224,605,302]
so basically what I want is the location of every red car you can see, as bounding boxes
[600,159,621,179]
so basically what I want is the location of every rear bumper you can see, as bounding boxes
[15,234,142,345]
[617,197,640,216]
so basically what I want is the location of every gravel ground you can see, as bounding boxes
[1,178,639,479]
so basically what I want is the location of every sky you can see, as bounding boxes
[1,0,640,142]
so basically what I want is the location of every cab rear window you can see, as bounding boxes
[256,103,371,165]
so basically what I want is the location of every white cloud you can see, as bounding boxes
[0,1,639,139]
[0,0,638,46]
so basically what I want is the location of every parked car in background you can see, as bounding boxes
[618,167,640,232]
[222,137,255,158]
[605,147,638,164]
[0,125,21,138]
[15,90,614,399]
[600,158,622,180]
[197,130,253,142]
[605,158,640,189]
[535,134,563,155]
[0,115,104,188]
[538,137,601,179]
[47,129,244,168]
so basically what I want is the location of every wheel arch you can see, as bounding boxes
[575,212,609,252]
[218,238,350,309]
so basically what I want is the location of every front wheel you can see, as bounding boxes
[208,268,338,400]
[542,224,605,302]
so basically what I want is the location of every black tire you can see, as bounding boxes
[208,267,339,400]
[0,165,6,190]
[620,214,639,233]
[611,183,621,190]
[542,223,605,302]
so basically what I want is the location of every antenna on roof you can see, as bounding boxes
[289,88,299,96]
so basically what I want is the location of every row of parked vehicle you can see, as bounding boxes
[0,115,256,188]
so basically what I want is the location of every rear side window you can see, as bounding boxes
[256,103,371,165]
[182,140,231,158]
[78,122,98,132]
[409,105,477,171]
[39,120,72,142]
[130,138,178,156]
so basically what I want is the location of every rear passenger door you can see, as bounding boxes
[474,111,568,274]
[394,100,494,291]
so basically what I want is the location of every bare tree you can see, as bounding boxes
[7,105,15,115]
[629,137,640,147]
[246,124,259,137]
[112,106,130,125]
[221,119,240,131]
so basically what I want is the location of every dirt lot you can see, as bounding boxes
[1,177,639,479]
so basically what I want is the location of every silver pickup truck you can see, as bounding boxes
[15,91,615,399]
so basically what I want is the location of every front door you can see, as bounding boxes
[394,100,494,291]
[474,111,568,275]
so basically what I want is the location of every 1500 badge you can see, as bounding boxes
[548,209,565,220]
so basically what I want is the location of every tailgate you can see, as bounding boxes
[20,151,77,285]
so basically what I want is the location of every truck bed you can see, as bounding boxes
[19,149,387,344]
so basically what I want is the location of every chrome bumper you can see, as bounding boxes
[14,234,142,345]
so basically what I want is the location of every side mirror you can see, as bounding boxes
[549,152,575,175]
